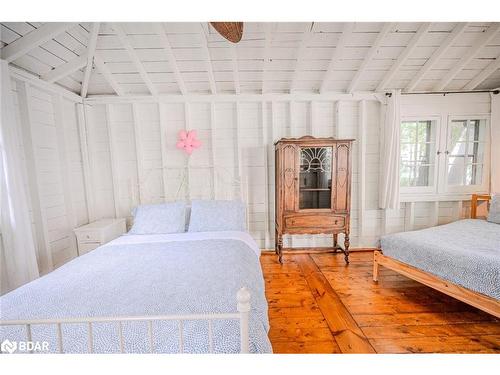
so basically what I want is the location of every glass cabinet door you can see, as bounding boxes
[299,147,333,209]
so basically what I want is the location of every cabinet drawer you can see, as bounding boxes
[285,215,345,229]
[76,231,101,243]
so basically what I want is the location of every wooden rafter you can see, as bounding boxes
[376,22,431,92]
[405,23,468,92]
[155,23,187,95]
[290,23,314,92]
[200,23,217,94]
[434,23,500,91]
[463,53,500,90]
[93,53,124,96]
[81,23,100,98]
[262,23,274,94]
[347,23,393,93]
[112,23,158,96]
[41,53,88,83]
[1,22,74,62]
[320,23,355,94]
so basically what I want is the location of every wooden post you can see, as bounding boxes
[210,102,217,199]
[53,94,78,258]
[17,81,53,273]
[158,103,169,201]
[105,104,120,218]
[76,104,95,222]
[236,287,251,354]
[132,103,144,205]
[261,101,270,249]
[373,251,379,282]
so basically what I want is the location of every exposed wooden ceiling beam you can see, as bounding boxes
[320,23,355,94]
[81,23,100,98]
[155,23,187,95]
[41,53,87,83]
[405,23,468,92]
[463,53,500,90]
[112,23,158,96]
[347,23,393,93]
[433,23,500,91]
[290,23,314,92]
[1,22,75,62]
[200,23,217,94]
[231,45,240,94]
[376,22,431,92]
[93,53,124,96]
[262,23,274,94]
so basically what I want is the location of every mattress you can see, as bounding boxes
[0,231,272,353]
[381,219,500,300]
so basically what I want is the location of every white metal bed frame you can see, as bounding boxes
[1,167,255,354]
[0,287,251,354]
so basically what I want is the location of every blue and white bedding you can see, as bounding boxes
[381,219,500,300]
[0,231,272,353]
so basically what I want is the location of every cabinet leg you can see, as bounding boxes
[343,233,350,264]
[333,233,338,251]
[276,233,283,264]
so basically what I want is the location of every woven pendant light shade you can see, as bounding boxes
[210,22,243,43]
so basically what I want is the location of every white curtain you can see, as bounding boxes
[491,91,500,194]
[0,59,39,293]
[379,89,401,209]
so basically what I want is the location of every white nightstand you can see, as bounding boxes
[73,218,126,256]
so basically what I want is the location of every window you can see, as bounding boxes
[400,120,436,189]
[400,116,489,200]
[446,119,487,188]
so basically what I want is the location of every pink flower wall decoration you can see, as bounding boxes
[176,130,202,155]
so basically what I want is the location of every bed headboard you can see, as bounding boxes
[471,194,491,219]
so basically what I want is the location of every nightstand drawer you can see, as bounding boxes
[76,231,102,243]
[78,242,101,255]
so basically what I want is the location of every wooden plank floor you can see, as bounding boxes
[261,251,500,353]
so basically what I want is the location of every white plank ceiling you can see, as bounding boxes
[1,22,500,97]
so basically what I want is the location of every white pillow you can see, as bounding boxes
[188,200,246,232]
[129,202,187,234]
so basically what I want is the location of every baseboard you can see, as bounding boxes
[261,247,378,255]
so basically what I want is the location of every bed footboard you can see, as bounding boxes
[0,287,251,354]
[372,250,500,318]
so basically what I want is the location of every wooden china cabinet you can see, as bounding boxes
[274,136,354,264]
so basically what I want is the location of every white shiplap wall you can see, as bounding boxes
[84,98,385,249]
[9,75,86,273]
[6,70,494,276]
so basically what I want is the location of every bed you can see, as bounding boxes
[0,230,272,353]
[374,194,500,318]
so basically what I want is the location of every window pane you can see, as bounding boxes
[465,164,483,186]
[415,164,431,186]
[401,122,417,143]
[447,119,486,187]
[400,120,435,188]
[450,120,468,144]
[299,147,332,209]
[448,156,465,185]
[400,164,413,187]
